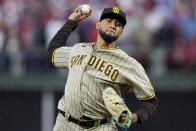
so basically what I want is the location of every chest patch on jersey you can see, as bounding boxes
[87,55,119,81]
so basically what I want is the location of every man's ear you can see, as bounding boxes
[119,30,123,38]
[96,21,100,30]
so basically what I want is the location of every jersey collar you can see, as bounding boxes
[91,42,119,50]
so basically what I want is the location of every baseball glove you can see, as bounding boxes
[102,87,132,129]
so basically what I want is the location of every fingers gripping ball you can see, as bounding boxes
[102,87,132,129]
[80,4,90,14]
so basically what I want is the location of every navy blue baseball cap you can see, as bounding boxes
[100,7,126,27]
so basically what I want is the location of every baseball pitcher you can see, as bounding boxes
[47,5,158,131]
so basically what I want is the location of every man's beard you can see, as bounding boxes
[99,29,119,44]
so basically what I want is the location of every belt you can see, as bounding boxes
[59,110,109,128]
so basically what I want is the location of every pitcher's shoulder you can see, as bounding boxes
[117,49,141,65]
[72,42,91,48]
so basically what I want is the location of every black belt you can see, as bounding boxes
[59,110,108,128]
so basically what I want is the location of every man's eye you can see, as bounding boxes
[116,23,121,27]
[107,19,112,23]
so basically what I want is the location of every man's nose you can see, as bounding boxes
[110,21,116,29]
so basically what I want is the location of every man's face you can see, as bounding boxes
[96,18,123,43]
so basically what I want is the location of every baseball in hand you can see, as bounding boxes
[81,4,90,14]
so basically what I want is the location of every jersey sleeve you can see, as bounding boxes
[52,46,72,69]
[125,59,155,100]
[47,20,78,65]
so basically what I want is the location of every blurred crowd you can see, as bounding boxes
[0,0,196,77]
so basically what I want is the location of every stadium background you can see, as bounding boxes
[0,0,196,131]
